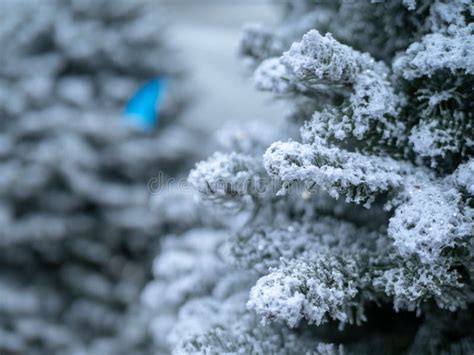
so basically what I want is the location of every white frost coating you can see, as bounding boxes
[388,178,471,261]
[176,299,325,355]
[264,141,406,206]
[316,343,345,355]
[349,71,403,140]
[253,57,294,94]
[231,218,379,274]
[143,229,227,311]
[429,1,473,32]
[188,152,263,206]
[455,160,474,195]
[249,270,306,327]
[402,0,416,10]
[168,292,248,348]
[374,259,465,312]
[141,229,232,349]
[281,30,376,84]
[301,108,352,144]
[393,24,474,79]
[409,116,463,164]
[301,70,404,146]
[248,253,361,327]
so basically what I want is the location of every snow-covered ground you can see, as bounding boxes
[162,2,286,131]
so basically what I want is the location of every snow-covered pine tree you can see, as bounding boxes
[144,0,473,353]
[0,0,201,353]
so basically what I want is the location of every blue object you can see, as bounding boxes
[123,77,166,130]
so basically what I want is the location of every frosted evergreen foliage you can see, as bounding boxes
[455,160,474,196]
[0,0,200,353]
[144,224,348,355]
[388,175,472,261]
[140,0,474,353]
[188,152,264,208]
[281,31,381,85]
[248,251,367,327]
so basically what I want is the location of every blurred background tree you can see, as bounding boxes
[0,0,200,353]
